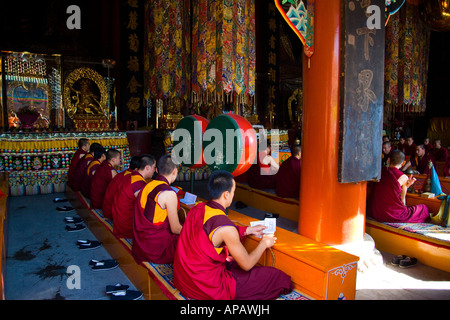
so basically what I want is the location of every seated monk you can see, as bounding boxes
[90,149,122,209]
[112,155,156,239]
[247,145,279,190]
[132,154,182,264]
[369,150,430,223]
[102,156,141,220]
[403,136,416,157]
[173,170,294,300]
[71,143,103,192]
[381,141,392,167]
[401,144,435,175]
[275,144,301,198]
[80,146,106,199]
[67,138,89,189]
[423,138,433,154]
[432,139,449,162]
[397,136,406,153]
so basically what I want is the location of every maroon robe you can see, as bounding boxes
[275,156,301,198]
[410,153,435,175]
[103,169,132,220]
[112,171,146,238]
[132,175,180,264]
[432,147,449,162]
[67,149,87,189]
[404,143,417,157]
[397,142,407,153]
[90,161,117,209]
[247,152,276,190]
[71,153,93,192]
[81,159,101,199]
[369,167,429,223]
[173,201,293,300]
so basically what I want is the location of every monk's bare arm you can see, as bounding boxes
[216,226,275,271]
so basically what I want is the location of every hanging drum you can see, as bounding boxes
[173,115,209,168]
[203,114,257,177]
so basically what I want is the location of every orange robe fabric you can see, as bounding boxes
[90,161,117,209]
[112,171,147,239]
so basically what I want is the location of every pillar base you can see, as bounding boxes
[332,233,384,273]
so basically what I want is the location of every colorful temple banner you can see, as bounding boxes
[144,0,191,101]
[385,0,406,25]
[274,0,314,62]
[144,0,256,105]
[190,0,256,98]
[384,2,430,113]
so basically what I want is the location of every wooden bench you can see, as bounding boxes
[72,189,361,299]
[367,183,449,273]
[366,217,450,273]
[0,173,8,300]
[228,210,359,300]
[233,182,300,222]
[406,193,442,214]
[411,173,450,195]
[70,189,327,300]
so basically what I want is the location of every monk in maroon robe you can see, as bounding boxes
[67,138,89,189]
[402,144,435,175]
[369,150,430,223]
[71,143,103,192]
[381,141,393,167]
[173,170,293,300]
[432,139,449,162]
[397,137,407,153]
[247,146,279,190]
[102,156,141,220]
[275,144,301,198]
[132,155,181,264]
[80,147,106,199]
[403,137,416,157]
[90,149,121,209]
[112,155,156,239]
[423,138,433,154]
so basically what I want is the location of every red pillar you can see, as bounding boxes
[298,0,367,245]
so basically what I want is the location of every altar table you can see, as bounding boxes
[0,131,130,196]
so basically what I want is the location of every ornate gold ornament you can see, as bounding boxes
[63,67,109,120]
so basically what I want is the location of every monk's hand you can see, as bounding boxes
[246,225,267,236]
[406,174,416,188]
[261,234,277,248]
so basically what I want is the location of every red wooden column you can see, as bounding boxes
[298,0,367,245]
